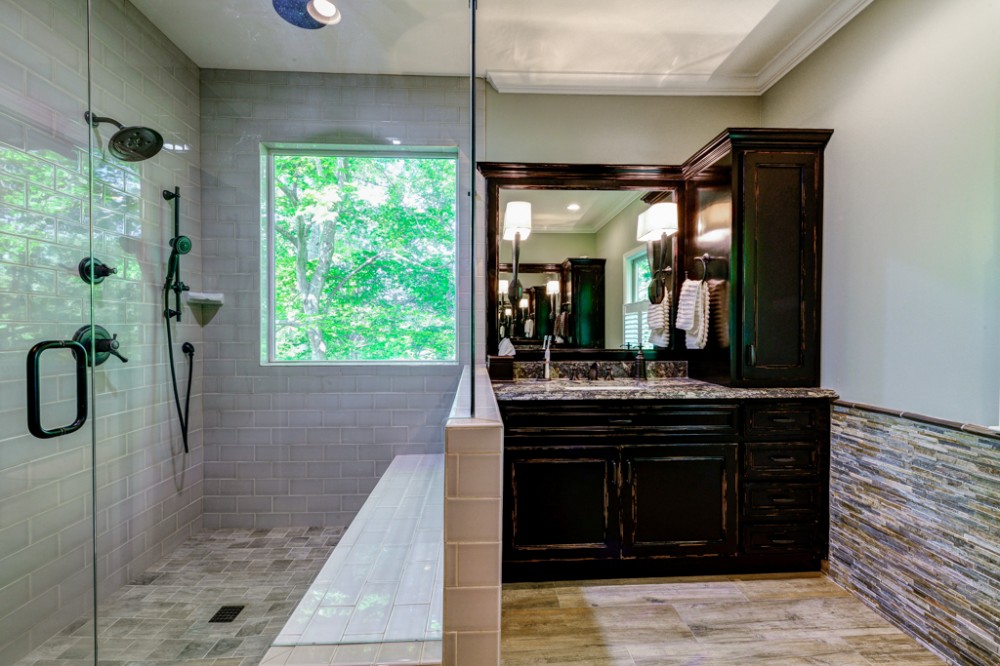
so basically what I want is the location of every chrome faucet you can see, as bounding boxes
[543,335,552,379]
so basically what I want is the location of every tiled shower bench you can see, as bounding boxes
[262,454,444,665]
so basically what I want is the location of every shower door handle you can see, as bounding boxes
[26,340,88,439]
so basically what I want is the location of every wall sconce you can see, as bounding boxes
[503,201,532,305]
[498,279,509,303]
[637,201,678,304]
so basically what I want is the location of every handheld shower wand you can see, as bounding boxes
[162,187,194,453]
[162,187,190,321]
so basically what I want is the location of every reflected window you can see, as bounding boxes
[261,145,458,363]
[623,247,651,348]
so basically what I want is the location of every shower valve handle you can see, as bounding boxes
[96,334,129,364]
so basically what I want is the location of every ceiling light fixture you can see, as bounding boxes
[272,0,340,29]
[307,0,342,25]
[566,203,580,212]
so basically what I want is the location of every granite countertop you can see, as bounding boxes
[491,377,838,401]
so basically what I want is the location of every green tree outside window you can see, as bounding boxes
[265,149,457,363]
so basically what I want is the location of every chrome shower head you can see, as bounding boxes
[84,111,163,162]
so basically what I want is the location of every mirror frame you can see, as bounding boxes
[478,162,686,358]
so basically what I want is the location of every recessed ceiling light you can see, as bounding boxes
[307,0,342,25]
[567,203,580,211]
[389,138,401,145]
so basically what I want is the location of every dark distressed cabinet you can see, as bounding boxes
[499,398,829,581]
[683,129,832,386]
[561,257,606,348]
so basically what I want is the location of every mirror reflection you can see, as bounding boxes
[496,188,676,350]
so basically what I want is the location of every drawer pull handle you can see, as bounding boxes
[771,538,797,545]
[769,455,797,463]
[771,417,798,424]
[608,418,633,425]
[771,497,797,504]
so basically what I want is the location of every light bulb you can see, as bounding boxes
[307,0,342,24]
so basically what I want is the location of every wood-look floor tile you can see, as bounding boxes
[673,596,899,641]
[733,574,852,601]
[841,633,947,664]
[501,575,946,666]
[628,637,872,665]
[500,643,636,666]
[502,588,562,610]
[556,581,746,609]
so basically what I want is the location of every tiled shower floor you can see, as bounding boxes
[13,527,343,666]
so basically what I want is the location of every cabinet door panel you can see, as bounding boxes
[739,151,820,385]
[505,447,619,561]
[622,443,737,558]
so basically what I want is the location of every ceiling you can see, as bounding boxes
[499,189,644,234]
[132,0,872,96]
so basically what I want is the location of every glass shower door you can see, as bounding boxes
[0,0,98,664]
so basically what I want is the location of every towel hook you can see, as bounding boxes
[695,253,711,282]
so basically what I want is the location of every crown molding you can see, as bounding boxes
[754,0,874,93]
[488,0,874,97]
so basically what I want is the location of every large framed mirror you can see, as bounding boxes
[480,163,686,357]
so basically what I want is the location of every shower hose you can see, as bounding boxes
[165,298,194,453]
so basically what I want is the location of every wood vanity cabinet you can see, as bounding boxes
[683,129,833,386]
[500,398,829,581]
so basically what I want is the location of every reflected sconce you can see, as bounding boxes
[637,201,678,304]
[498,279,509,304]
[519,296,529,310]
[546,278,560,319]
[503,201,532,306]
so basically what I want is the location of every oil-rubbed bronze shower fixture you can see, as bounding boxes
[84,111,163,162]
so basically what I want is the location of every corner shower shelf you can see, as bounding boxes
[185,292,224,325]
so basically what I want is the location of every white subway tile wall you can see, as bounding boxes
[0,1,203,664]
[199,70,485,531]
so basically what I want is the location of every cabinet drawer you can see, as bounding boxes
[501,403,739,437]
[746,404,821,436]
[745,483,819,518]
[743,525,820,554]
[745,442,819,477]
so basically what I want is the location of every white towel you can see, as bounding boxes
[498,338,516,356]
[675,279,700,330]
[708,279,729,348]
[647,293,670,348]
[646,300,664,329]
[684,281,710,349]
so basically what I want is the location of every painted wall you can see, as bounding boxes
[484,90,760,164]
[0,1,202,663]
[199,70,482,530]
[498,232,596,265]
[761,0,1000,426]
[596,200,650,350]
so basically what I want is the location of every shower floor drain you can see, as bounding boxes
[209,605,245,623]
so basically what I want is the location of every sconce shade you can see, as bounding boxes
[546,279,560,295]
[498,279,509,295]
[503,201,532,241]
[636,202,679,242]
[519,297,529,309]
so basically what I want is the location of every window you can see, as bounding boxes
[262,146,458,363]
[623,246,651,348]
